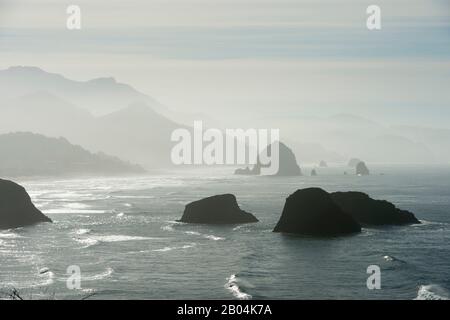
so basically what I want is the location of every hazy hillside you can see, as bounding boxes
[0,132,145,177]
[0,90,185,168]
[0,66,164,116]
[1,66,449,166]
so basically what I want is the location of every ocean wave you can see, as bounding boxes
[225,274,252,300]
[204,234,225,241]
[185,231,201,236]
[383,255,406,263]
[161,225,174,232]
[415,284,449,300]
[184,230,224,241]
[74,234,157,248]
[82,267,114,281]
[91,235,155,242]
[0,232,22,239]
[74,228,91,235]
[154,243,196,252]
[74,237,99,248]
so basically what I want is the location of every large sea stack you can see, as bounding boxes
[0,179,52,229]
[234,141,301,176]
[178,194,258,224]
[273,188,361,236]
[356,161,370,175]
[331,191,420,226]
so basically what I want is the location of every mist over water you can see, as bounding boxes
[1,166,449,300]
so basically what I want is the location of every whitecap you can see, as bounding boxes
[225,274,252,300]
[415,285,449,300]
[153,243,196,252]
[161,225,174,232]
[74,228,91,235]
[204,234,225,241]
[90,235,155,242]
[74,237,99,248]
[185,231,201,236]
[82,267,114,281]
[0,232,22,239]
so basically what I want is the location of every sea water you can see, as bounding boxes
[0,165,449,300]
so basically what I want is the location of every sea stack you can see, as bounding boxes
[319,160,328,167]
[178,194,258,224]
[356,161,370,175]
[311,169,318,176]
[331,191,420,226]
[0,179,52,229]
[234,141,301,176]
[273,188,361,236]
[348,158,362,167]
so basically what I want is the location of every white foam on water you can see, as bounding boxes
[184,230,224,241]
[74,237,99,248]
[74,228,91,235]
[161,225,174,232]
[0,232,22,239]
[204,234,225,241]
[225,274,252,300]
[91,235,155,242]
[185,231,201,236]
[415,284,449,300]
[82,267,114,281]
[153,243,196,252]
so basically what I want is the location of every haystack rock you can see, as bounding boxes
[311,169,318,176]
[319,160,328,167]
[178,194,258,224]
[348,158,362,167]
[331,191,420,226]
[273,188,361,236]
[0,179,52,229]
[234,141,301,176]
[356,161,370,175]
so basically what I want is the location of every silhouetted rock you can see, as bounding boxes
[273,188,361,236]
[234,141,301,176]
[319,160,328,167]
[178,194,258,224]
[356,161,370,175]
[0,179,52,229]
[348,158,362,167]
[311,169,318,176]
[331,191,420,226]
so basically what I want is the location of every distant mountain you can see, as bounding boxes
[0,132,145,177]
[0,89,187,168]
[0,66,165,116]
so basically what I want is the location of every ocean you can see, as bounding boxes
[1,165,449,300]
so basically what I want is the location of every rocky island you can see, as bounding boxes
[273,188,361,236]
[331,191,420,225]
[234,141,301,176]
[178,194,258,224]
[0,179,52,229]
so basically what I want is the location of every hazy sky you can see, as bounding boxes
[1,0,449,128]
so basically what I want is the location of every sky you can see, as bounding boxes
[0,0,449,128]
